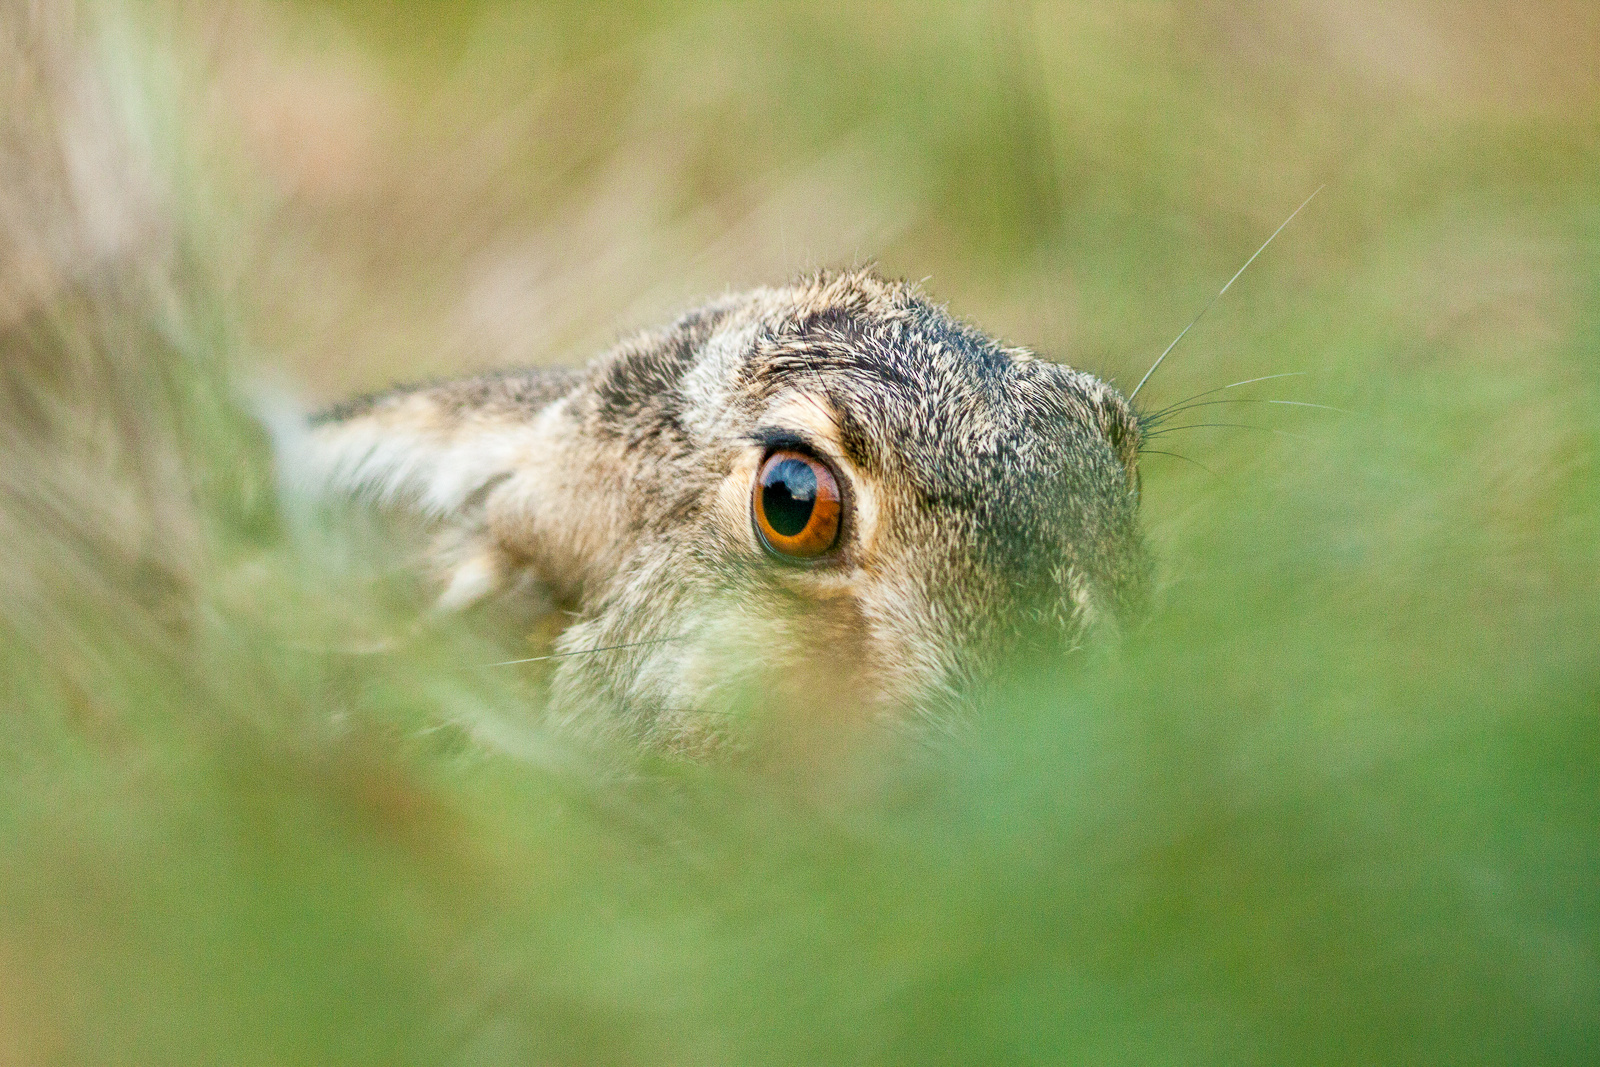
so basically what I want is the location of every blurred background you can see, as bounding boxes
[201,0,1600,557]
[1,1,1596,1063]
[216,0,1596,392]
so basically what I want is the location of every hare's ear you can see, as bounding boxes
[291,375,573,609]
[303,384,547,517]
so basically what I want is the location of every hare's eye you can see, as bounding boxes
[753,450,842,560]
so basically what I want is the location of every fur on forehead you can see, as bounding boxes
[675,270,917,436]
[677,270,1125,487]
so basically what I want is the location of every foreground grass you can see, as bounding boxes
[0,2,1595,1063]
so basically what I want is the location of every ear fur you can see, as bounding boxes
[302,382,566,518]
[304,391,535,517]
[297,375,581,611]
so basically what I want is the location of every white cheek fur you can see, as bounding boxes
[710,449,767,556]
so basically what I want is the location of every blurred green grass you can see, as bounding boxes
[0,0,1596,1063]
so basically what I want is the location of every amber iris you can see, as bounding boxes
[753,450,842,559]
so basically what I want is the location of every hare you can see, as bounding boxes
[308,269,1149,747]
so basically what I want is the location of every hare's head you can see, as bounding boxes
[310,270,1147,747]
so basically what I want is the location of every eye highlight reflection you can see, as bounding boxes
[752,450,842,559]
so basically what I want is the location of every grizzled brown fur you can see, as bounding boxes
[309,269,1148,747]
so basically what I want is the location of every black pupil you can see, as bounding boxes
[761,458,817,537]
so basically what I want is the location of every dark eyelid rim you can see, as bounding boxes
[747,427,818,453]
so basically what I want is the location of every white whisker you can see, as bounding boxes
[481,636,681,669]
[1267,400,1349,413]
[1129,186,1324,403]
